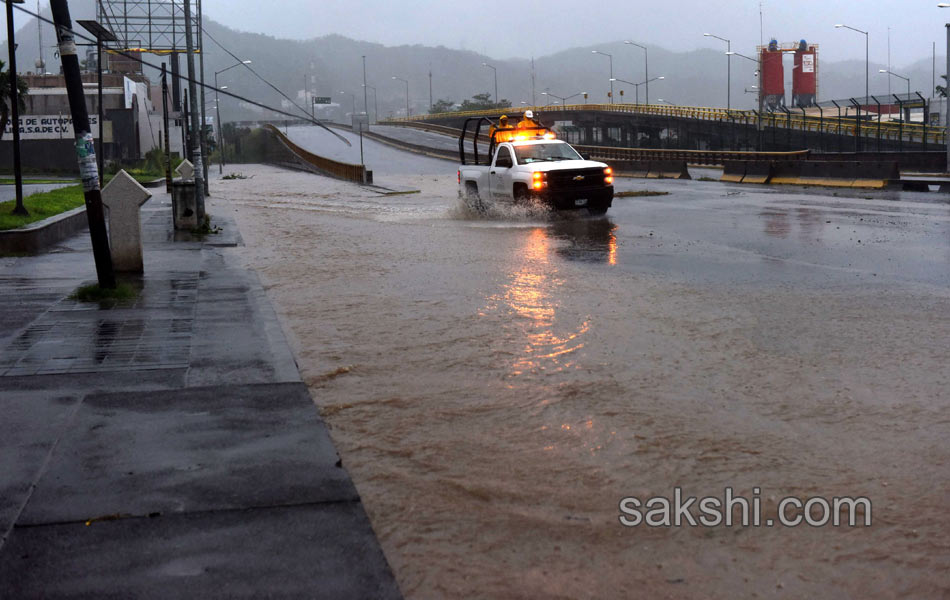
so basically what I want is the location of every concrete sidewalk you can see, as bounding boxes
[0,189,401,598]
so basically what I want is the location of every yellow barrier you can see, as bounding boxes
[394,103,945,146]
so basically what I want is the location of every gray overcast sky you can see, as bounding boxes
[3,1,947,67]
[195,0,948,66]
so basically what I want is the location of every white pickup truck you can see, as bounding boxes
[457,116,614,215]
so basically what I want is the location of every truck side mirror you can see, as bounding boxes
[581,153,591,160]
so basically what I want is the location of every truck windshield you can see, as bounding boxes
[513,143,583,164]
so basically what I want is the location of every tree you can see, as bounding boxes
[0,60,28,142]
[937,75,948,98]
[430,98,455,114]
[459,92,510,112]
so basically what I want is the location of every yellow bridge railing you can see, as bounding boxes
[392,103,946,146]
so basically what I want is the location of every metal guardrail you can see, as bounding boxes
[263,124,368,183]
[392,103,946,145]
[578,145,810,166]
[377,120,810,166]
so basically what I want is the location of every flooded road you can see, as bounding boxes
[215,126,950,599]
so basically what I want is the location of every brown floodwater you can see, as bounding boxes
[213,160,950,599]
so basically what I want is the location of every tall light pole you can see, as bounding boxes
[214,60,251,174]
[541,90,583,107]
[726,50,764,148]
[592,50,614,103]
[880,69,911,98]
[704,33,731,110]
[362,55,368,118]
[610,77,664,106]
[392,76,409,117]
[624,41,650,104]
[482,62,497,106]
[339,90,355,117]
[76,20,117,180]
[940,4,950,173]
[835,24,869,106]
[363,83,377,123]
[6,0,26,216]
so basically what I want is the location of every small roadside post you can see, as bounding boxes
[102,170,151,273]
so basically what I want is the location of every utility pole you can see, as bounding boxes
[162,63,172,192]
[428,62,432,111]
[6,0,26,216]
[183,0,205,219]
[50,0,115,288]
[197,0,208,196]
[183,88,191,162]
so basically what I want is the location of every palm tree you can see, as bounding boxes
[0,60,28,142]
[937,75,948,98]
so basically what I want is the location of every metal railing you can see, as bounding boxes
[377,120,810,166]
[392,102,945,146]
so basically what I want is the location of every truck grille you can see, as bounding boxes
[546,168,606,189]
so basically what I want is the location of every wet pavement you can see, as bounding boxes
[233,129,950,598]
[0,188,401,598]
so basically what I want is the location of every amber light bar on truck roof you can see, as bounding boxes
[492,126,556,143]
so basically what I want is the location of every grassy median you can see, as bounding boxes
[0,185,85,231]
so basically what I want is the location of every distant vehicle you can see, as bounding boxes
[457,114,613,215]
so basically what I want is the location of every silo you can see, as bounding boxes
[792,40,818,107]
[760,41,785,111]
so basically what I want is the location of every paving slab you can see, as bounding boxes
[0,186,400,598]
[18,383,357,525]
[1,501,401,599]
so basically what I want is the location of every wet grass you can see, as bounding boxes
[0,185,85,231]
[614,190,671,198]
[69,282,138,303]
[0,178,77,185]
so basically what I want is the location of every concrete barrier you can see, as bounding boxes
[742,161,772,184]
[646,160,691,180]
[0,206,87,254]
[851,161,899,189]
[769,161,803,185]
[612,160,651,177]
[263,125,370,184]
[720,161,746,183]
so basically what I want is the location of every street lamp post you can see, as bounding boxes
[940,4,950,172]
[339,90,355,117]
[482,62,497,106]
[624,41,650,104]
[704,33,731,110]
[592,50,614,103]
[362,84,377,124]
[362,55,368,118]
[880,69,911,98]
[213,60,251,173]
[835,24,869,107]
[392,76,409,117]
[6,0,26,215]
[726,50,764,149]
[76,20,117,180]
[610,76,664,106]
[541,90,583,106]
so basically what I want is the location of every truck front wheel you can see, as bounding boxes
[513,185,530,204]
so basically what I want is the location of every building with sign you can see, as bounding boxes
[0,70,183,172]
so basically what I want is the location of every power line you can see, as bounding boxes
[200,24,315,124]
[12,2,351,146]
